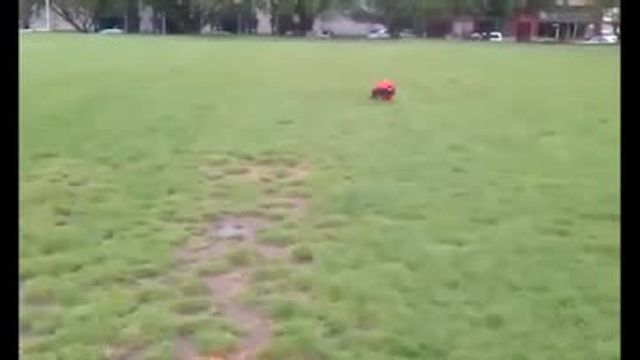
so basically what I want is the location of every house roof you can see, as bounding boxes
[347,7,383,23]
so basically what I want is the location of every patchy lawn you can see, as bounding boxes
[20,34,619,360]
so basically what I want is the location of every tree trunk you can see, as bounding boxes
[270,1,279,35]
[21,12,31,29]
[126,0,140,33]
[269,0,280,35]
[591,3,604,36]
[51,4,93,32]
[19,0,33,29]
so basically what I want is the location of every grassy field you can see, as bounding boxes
[20,34,619,360]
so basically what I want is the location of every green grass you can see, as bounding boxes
[20,34,619,360]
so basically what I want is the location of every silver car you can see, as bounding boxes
[367,28,390,39]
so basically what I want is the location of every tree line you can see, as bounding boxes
[19,0,619,36]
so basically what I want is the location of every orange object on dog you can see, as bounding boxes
[371,79,396,101]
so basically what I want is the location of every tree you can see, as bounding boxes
[125,0,140,32]
[252,0,360,35]
[143,0,258,34]
[519,0,556,12]
[195,0,233,30]
[364,0,408,35]
[483,0,516,19]
[362,0,451,36]
[591,0,619,35]
[144,0,209,33]
[50,0,100,32]
[253,0,294,34]
[283,0,334,34]
[50,0,127,32]
[447,0,480,15]
[19,0,40,29]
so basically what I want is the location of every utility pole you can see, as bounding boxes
[235,0,242,34]
[250,0,254,34]
[45,0,51,31]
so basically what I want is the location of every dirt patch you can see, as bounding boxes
[102,345,148,360]
[224,167,252,176]
[211,217,268,241]
[174,215,292,359]
[241,164,309,185]
[206,270,272,360]
[175,337,200,360]
[283,291,312,304]
[170,153,316,360]
[114,347,147,360]
[178,216,289,264]
[314,215,348,229]
[284,196,310,218]
[281,189,312,200]
[200,155,309,187]
[206,270,249,299]
[177,239,231,263]
[258,197,309,219]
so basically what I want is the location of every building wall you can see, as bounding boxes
[313,13,383,36]
[451,19,474,38]
[139,5,155,33]
[511,14,539,42]
[256,10,272,35]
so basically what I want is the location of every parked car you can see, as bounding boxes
[399,29,416,38]
[470,31,503,42]
[99,28,124,34]
[367,28,390,39]
[316,30,334,39]
[579,34,618,44]
[488,31,503,42]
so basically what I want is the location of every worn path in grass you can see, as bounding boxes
[173,156,313,359]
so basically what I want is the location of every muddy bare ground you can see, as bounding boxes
[114,347,147,360]
[102,344,148,360]
[175,337,201,360]
[240,164,309,185]
[206,270,272,360]
[175,216,284,360]
[173,157,312,360]
[258,196,310,219]
[177,216,288,263]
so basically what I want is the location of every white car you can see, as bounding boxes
[470,31,503,42]
[488,31,503,42]
[367,28,390,39]
[399,29,416,38]
[99,28,124,34]
[580,34,618,44]
[470,32,483,40]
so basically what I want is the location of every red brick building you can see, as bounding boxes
[511,13,539,42]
